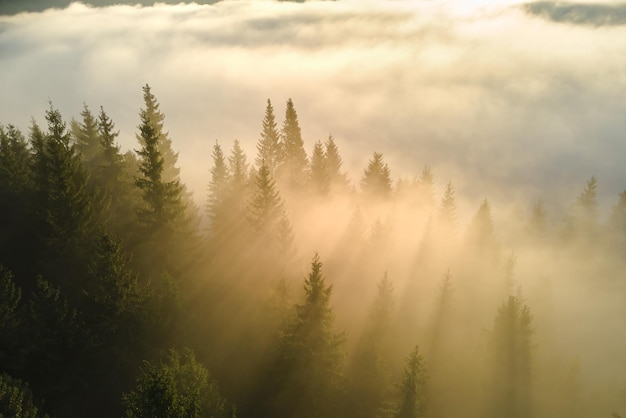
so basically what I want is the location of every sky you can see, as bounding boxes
[1,0,626,215]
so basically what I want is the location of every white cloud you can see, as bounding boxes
[1,0,626,211]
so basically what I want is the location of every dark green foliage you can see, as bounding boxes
[256,99,282,174]
[71,104,101,169]
[271,254,344,418]
[139,84,181,184]
[491,295,533,418]
[361,152,392,197]
[394,346,428,418]
[0,373,47,418]
[122,349,226,418]
[135,102,184,233]
[280,98,308,184]
[33,104,93,251]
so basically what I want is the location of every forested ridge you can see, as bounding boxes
[0,84,624,418]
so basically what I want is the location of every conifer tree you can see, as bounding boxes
[491,295,533,418]
[71,103,101,169]
[256,99,282,174]
[361,152,392,197]
[417,165,435,207]
[280,98,308,184]
[97,106,123,186]
[309,139,329,194]
[135,103,183,234]
[570,176,599,237]
[206,140,231,237]
[247,161,286,234]
[438,181,457,232]
[395,345,428,418]
[272,253,344,418]
[229,139,249,194]
[466,199,496,252]
[139,84,180,184]
[32,104,93,257]
[325,134,349,190]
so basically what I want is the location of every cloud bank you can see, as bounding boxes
[1,0,626,213]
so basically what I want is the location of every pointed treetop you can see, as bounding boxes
[361,152,392,197]
[256,99,282,173]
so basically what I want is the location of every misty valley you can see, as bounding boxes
[0,85,625,418]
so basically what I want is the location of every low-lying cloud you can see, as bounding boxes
[522,1,626,26]
[1,0,626,214]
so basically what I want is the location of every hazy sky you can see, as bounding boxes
[1,0,626,213]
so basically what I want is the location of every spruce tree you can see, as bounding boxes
[135,101,184,245]
[247,161,286,234]
[206,141,231,238]
[139,84,180,184]
[280,98,308,185]
[395,345,428,418]
[438,181,457,233]
[491,295,533,418]
[256,99,282,175]
[325,134,349,190]
[309,139,329,194]
[229,139,249,194]
[71,103,101,169]
[272,253,344,418]
[466,199,496,252]
[361,152,392,198]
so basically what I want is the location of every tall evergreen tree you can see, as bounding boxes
[32,104,93,271]
[71,103,101,169]
[437,181,457,233]
[309,139,329,194]
[325,134,349,191]
[395,345,428,418]
[256,99,282,175]
[491,295,533,418]
[280,98,308,185]
[247,161,286,235]
[272,253,344,418]
[139,84,180,184]
[466,199,497,252]
[206,141,231,238]
[228,139,249,194]
[135,102,184,235]
[361,152,392,198]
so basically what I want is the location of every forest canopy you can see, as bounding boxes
[0,85,625,418]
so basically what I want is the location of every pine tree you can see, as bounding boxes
[272,253,344,418]
[309,139,329,194]
[438,181,457,232]
[206,140,231,237]
[361,152,392,197]
[229,139,249,194]
[280,98,308,185]
[395,345,428,418]
[247,161,286,234]
[491,295,533,418]
[570,176,599,238]
[32,104,93,255]
[256,99,282,175]
[139,84,180,184]
[325,134,349,190]
[135,102,184,235]
[71,103,101,169]
[466,199,496,252]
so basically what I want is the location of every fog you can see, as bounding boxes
[0,1,625,417]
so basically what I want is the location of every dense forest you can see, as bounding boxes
[0,84,624,417]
